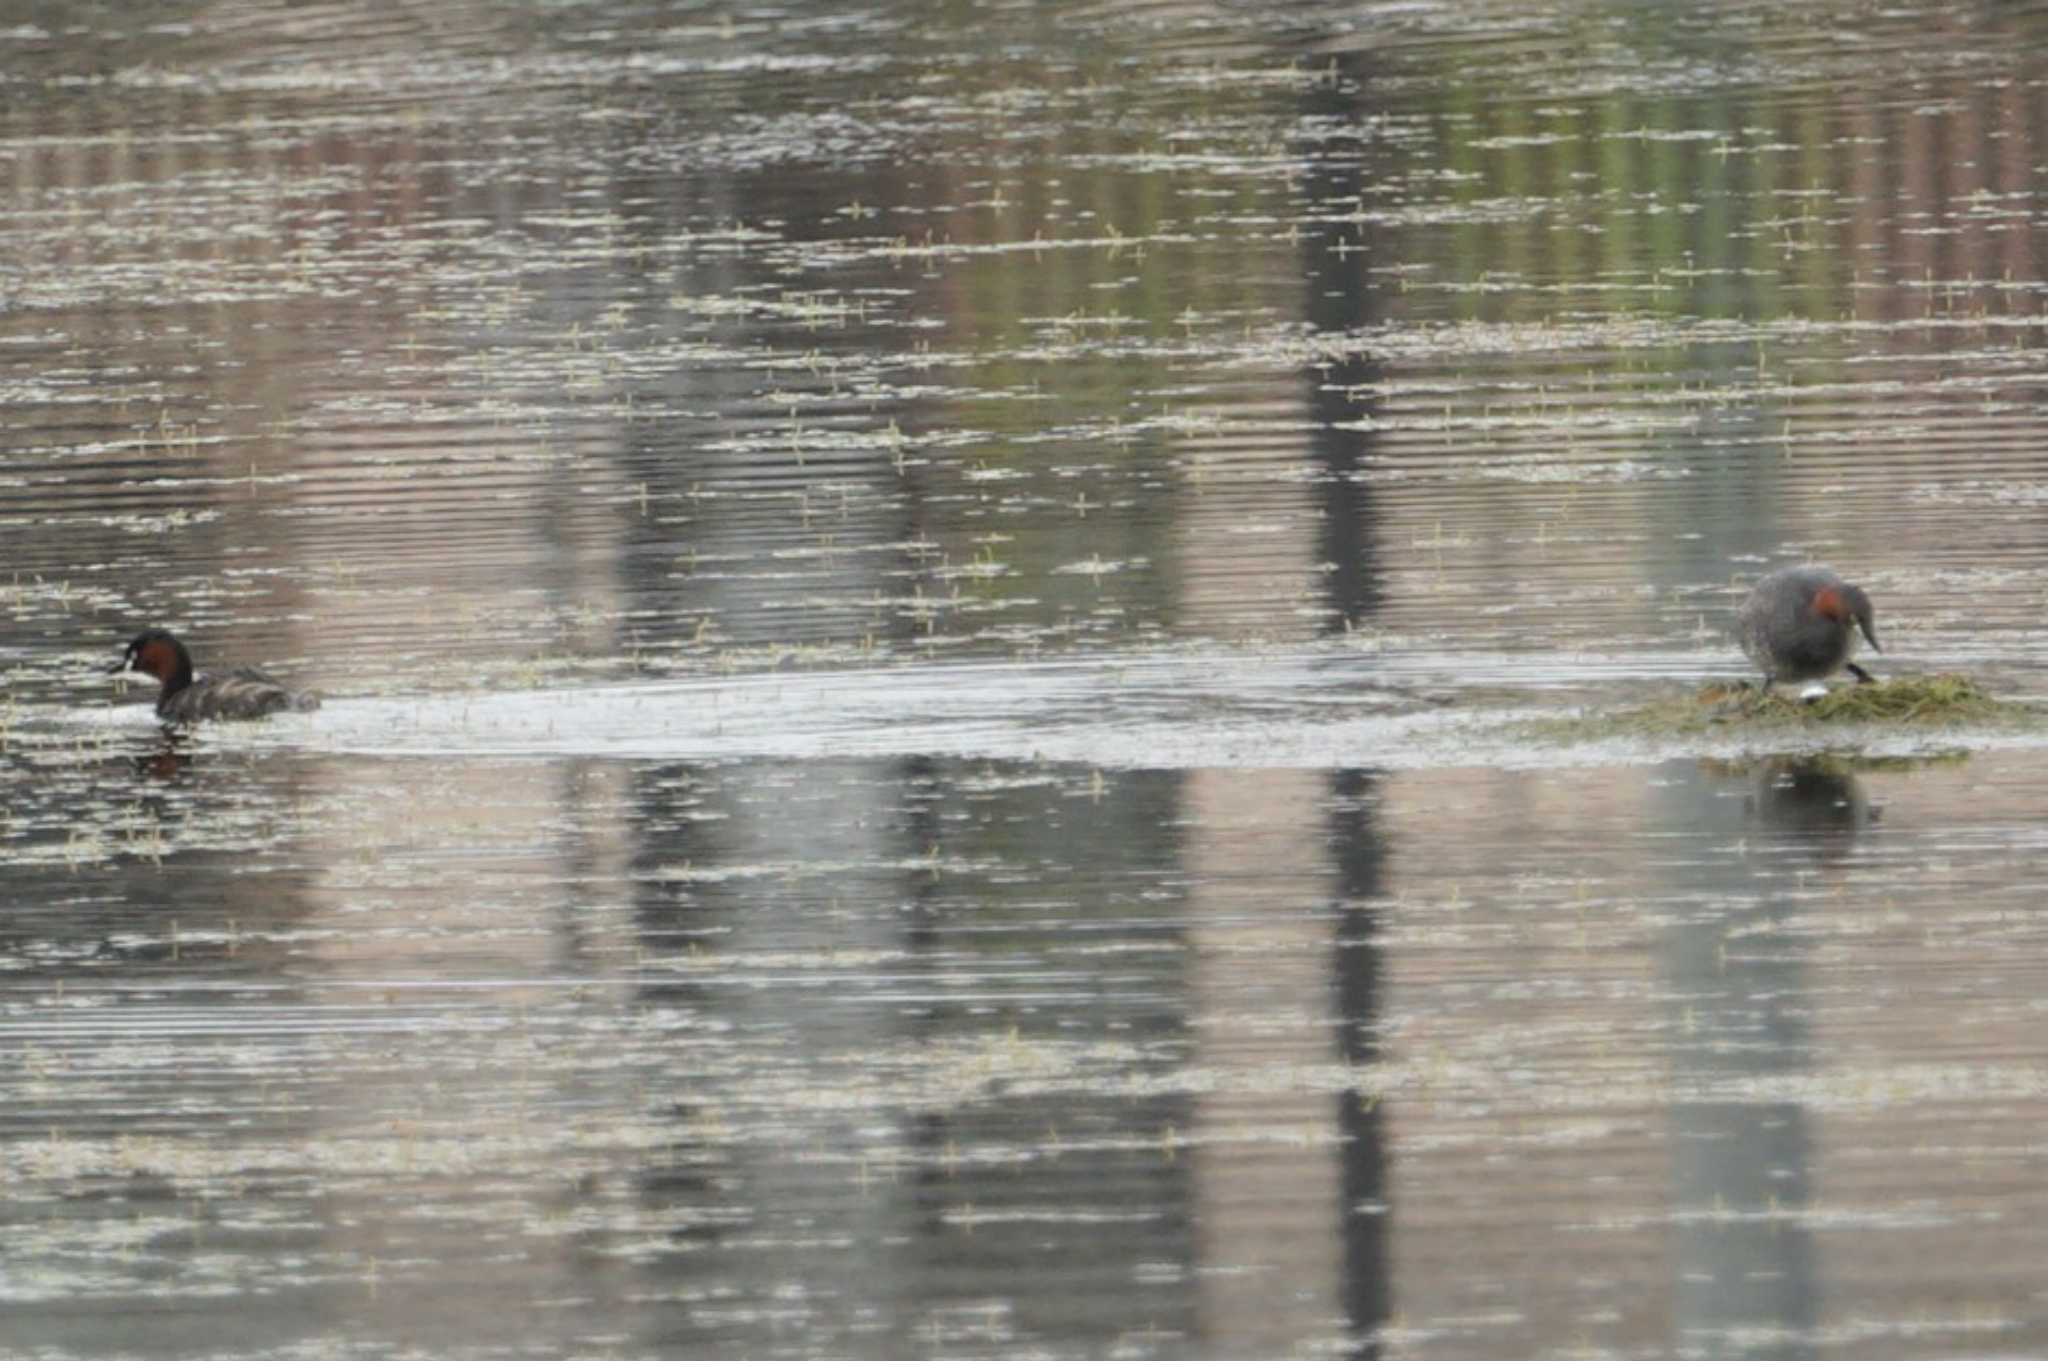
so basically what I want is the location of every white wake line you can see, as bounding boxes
[57,647,2023,770]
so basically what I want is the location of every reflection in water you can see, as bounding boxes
[14,1,2048,695]
[120,728,197,784]
[1328,768,1390,1358]
[1662,760,1823,1361]
[1746,757,1876,856]
[614,756,1205,1354]
[11,2,2048,1359]
[1302,48,1390,638]
[11,733,2048,1358]
[1300,45,1393,1345]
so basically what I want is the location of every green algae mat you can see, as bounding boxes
[1520,674,2044,743]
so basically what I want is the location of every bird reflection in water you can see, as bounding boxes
[1744,755,1878,856]
[133,731,197,783]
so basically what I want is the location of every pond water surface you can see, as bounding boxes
[9,3,2048,1359]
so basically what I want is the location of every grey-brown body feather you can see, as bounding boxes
[1737,565,1880,685]
[158,668,322,722]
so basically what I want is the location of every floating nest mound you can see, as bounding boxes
[1522,674,2037,743]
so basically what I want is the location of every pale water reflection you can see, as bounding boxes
[9,0,2048,1358]
[11,746,2048,1358]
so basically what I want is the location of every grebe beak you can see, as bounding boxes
[108,654,134,675]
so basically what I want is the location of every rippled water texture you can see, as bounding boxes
[9,2,2048,1358]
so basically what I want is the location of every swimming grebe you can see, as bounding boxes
[110,629,322,722]
[1737,565,1881,687]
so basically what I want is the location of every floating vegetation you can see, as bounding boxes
[1515,674,2042,745]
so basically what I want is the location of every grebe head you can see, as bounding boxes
[1810,582,1880,653]
[1843,583,1880,652]
[112,629,195,691]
